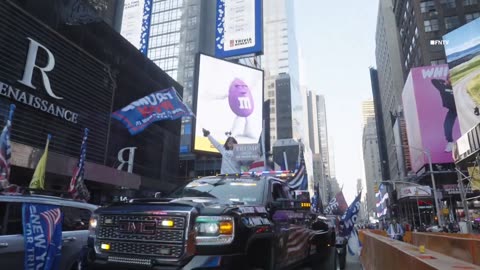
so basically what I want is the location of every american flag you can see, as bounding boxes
[68,128,90,201]
[0,105,15,190]
[40,208,62,243]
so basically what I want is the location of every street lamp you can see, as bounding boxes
[394,144,444,227]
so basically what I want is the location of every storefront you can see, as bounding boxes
[0,0,183,204]
[394,185,435,228]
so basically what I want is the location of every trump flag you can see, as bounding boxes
[23,203,63,270]
[112,87,193,135]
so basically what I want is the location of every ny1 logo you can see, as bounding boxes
[17,38,63,100]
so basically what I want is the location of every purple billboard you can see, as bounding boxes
[402,64,461,172]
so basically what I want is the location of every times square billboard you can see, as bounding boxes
[194,54,263,153]
[215,0,264,58]
[402,65,461,172]
[443,18,480,135]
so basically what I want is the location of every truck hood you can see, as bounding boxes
[95,197,242,216]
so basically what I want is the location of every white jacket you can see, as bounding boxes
[208,135,241,174]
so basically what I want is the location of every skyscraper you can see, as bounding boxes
[307,91,320,154]
[393,0,480,79]
[316,95,330,178]
[375,0,405,181]
[262,0,303,144]
[362,100,382,220]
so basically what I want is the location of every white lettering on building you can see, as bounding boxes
[18,38,63,99]
[117,147,137,173]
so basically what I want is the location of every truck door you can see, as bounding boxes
[270,181,295,268]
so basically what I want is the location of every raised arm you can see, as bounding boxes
[203,128,224,154]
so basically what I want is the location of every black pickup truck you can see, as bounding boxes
[86,174,337,269]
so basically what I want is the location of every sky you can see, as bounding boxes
[294,0,379,203]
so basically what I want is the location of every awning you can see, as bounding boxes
[11,141,141,189]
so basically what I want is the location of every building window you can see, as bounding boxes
[420,1,436,13]
[424,19,439,32]
[431,59,446,65]
[464,0,479,5]
[466,12,480,23]
[188,16,197,27]
[445,16,460,30]
[440,0,456,8]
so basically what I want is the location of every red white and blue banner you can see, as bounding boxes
[23,203,63,270]
[112,87,193,135]
[68,128,90,201]
[376,183,389,218]
[287,161,308,191]
[0,104,15,190]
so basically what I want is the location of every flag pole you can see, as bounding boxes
[261,119,266,171]
[8,104,15,122]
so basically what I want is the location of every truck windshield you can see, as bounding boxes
[170,179,265,205]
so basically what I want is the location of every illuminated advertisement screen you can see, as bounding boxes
[194,54,263,153]
[402,65,461,172]
[443,18,480,135]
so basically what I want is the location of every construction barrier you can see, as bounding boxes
[362,229,413,243]
[359,230,480,270]
[411,232,480,266]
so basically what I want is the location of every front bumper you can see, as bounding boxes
[86,247,247,270]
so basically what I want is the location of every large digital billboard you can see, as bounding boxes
[194,54,263,153]
[215,0,263,58]
[120,0,153,55]
[402,65,461,172]
[443,18,480,135]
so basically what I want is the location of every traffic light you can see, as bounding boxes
[374,184,379,193]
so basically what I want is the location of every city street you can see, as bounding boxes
[298,253,362,270]
[345,253,363,270]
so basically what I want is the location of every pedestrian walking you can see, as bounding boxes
[387,218,404,241]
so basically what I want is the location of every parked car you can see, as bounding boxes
[87,174,337,269]
[0,192,98,270]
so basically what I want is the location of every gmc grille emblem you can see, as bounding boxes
[118,221,156,234]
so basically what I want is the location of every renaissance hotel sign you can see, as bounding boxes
[0,38,79,123]
[0,1,114,163]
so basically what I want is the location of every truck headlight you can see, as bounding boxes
[195,216,234,245]
[89,214,99,236]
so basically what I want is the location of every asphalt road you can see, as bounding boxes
[297,253,362,270]
[345,253,362,270]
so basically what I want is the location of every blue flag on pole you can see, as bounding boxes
[0,104,15,190]
[111,87,194,135]
[341,192,362,237]
[23,203,63,270]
